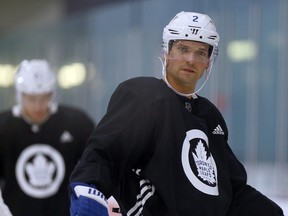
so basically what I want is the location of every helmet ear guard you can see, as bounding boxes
[161,11,220,98]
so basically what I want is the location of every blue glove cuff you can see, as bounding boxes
[70,182,109,216]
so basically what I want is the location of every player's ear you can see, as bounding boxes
[205,60,210,69]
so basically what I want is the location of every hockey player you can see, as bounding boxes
[69,11,284,216]
[0,59,95,216]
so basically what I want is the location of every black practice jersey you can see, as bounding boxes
[70,77,283,216]
[0,105,95,216]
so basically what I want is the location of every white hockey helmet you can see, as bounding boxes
[15,59,56,103]
[162,11,219,55]
[161,11,220,98]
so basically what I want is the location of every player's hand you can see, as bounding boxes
[70,182,109,216]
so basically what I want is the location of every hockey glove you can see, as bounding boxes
[70,182,109,216]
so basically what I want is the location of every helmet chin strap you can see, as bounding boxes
[159,56,212,99]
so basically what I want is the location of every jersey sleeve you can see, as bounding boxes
[70,80,158,197]
[204,99,283,215]
[0,116,4,179]
[0,111,10,180]
[226,142,283,215]
[74,110,96,155]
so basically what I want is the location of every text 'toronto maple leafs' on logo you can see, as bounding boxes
[192,140,216,185]
[26,153,56,188]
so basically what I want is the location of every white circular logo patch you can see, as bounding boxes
[15,144,65,198]
[181,129,219,196]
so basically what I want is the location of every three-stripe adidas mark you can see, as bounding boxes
[212,124,224,135]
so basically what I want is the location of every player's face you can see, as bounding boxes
[166,40,210,95]
[21,93,52,123]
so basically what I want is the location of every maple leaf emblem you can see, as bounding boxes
[192,140,216,185]
[26,153,56,187]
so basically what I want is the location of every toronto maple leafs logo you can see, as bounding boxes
[15,144,65,198]
[192,140,216,186]
[181,129,219,196]
[26,154,56,187]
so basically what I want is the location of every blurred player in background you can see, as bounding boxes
[69,11,283,216]
[0,59,95,216]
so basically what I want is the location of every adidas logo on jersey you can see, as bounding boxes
[60,131,73,143]
[212,125,224,135]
